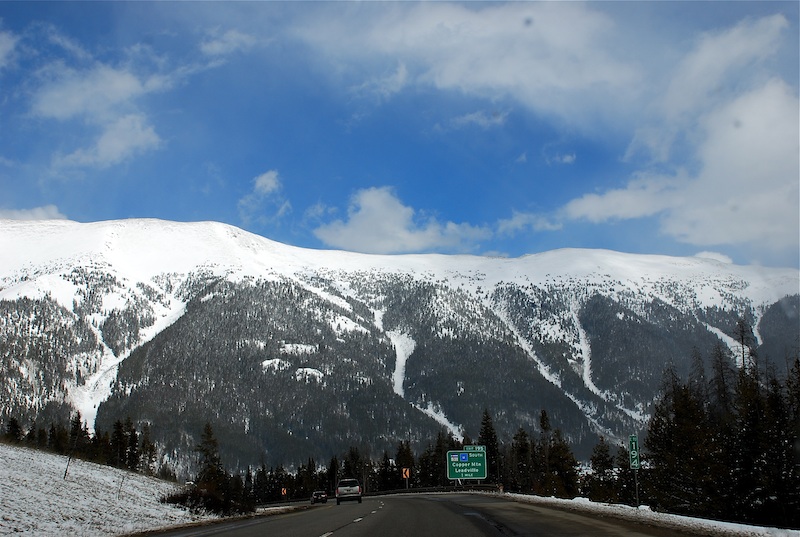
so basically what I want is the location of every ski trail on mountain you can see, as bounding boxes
[385,328,464,439]
[69,296,189,432]
[570,300,610,402]
[387,330,415,398]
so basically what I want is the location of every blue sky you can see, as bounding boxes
[1,2,798,267]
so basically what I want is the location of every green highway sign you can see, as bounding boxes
[629,434,640,470]
[447,446,487,480]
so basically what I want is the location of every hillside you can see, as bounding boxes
[0,442,208,535]
[1,218,798,468]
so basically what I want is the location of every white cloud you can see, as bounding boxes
[662,15,787,120]
[553,153,576,165]
[661,79,798,252]
[497,210,561,236]
[562,173,678,223]
[294,2,640,131]
[57,114,161,168]
[628,14,789,162]
[451,109,509,129]
[354,62,409,101]
[0,30,18,69]
[561,79,799,259]
[238,170,291,225]
[303,201,333,222]
[44,23,92,61]
[32,64,147,121]
[253,170,280,196]
[200,29,257,57]
[313,186,490,254]
[0,205,66,220]
[27,29,214,173]
[694,252,733,264]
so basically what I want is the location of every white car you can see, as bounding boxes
[335,478,362,504]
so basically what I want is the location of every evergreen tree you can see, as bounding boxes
[431,431,455,486]
[139,423,157,475]
[48,422,68,454]
[109,420,126,467]
[729,366,769,523]
[645,367,716,516]
[532,409,552,494]
[244,467,254,502]
[761,374,800,526]
[327,455,340,491]
[544,429,578,498]
[417,442,437,487]
[377,451,395,491]
[733,317,756,371]
[68,412,88,455]
[126,419,140,471]
[688,347,708,403]
[585,436,615,502]
[709,342,735,422]
[196,422,225,487]
[395,441,414,488]
[509,427,531,493]
[4,417,23,443]
[342,446,364,481]
[477,409,499,483]
[25,423,38,446]
[36,426,48,449]
[613,444,637,506]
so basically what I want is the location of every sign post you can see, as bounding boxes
[447,445,487,481]
[629,434,640,508]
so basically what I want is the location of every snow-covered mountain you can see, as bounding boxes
[1,218,798,467]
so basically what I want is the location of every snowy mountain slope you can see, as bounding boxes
[1,218,798,466]
[0,442,209,536]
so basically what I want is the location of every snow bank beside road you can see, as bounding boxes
[0,443,210,536]
[501,493,799,537]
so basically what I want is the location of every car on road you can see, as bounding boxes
[335,478,362,505]
[310,490,328,504]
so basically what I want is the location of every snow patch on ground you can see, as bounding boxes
[570,300,608,401]
[387,330,415,398]
[0,443,210,536]
[295,367,324,383]
[415,401,464,442]
[499,492,799,537]
[280,343,317,355]
[262,358,292,372]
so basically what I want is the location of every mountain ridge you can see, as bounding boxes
[1,218,798,467]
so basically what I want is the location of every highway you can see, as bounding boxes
[149,494,685,537]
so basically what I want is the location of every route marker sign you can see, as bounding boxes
[629,434,640,470]
[447,445,487,480]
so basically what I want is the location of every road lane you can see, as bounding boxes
[148,494,688,537]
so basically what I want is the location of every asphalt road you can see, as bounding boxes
[150,494,684,537]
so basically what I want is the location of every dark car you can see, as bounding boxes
[311,490,328,504]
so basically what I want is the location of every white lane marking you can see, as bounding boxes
[354,517,364,522]
[371,510,377,514]
[320,533,333,537]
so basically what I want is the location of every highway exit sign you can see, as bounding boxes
[447,445,487,480]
